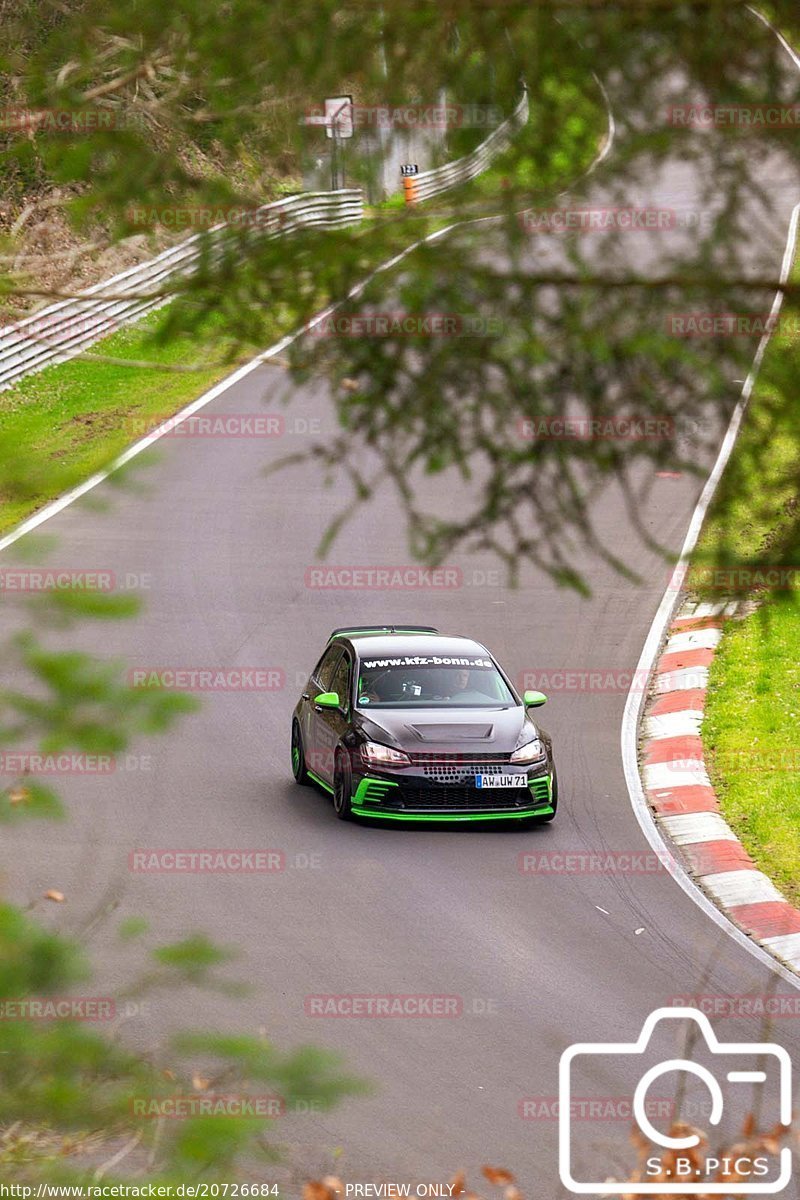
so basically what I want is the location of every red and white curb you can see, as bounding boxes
[641,597,800,975]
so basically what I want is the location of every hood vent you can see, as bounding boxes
[408,723,494,742]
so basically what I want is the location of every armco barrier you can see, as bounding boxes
[405,87,529,204]
[0,190,363,392]
[0,85,528,390]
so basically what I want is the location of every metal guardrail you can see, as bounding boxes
[403,87,529,204]
[0,86,528,392]
[0,189,364,392]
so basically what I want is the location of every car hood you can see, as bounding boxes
[355,705,538,755]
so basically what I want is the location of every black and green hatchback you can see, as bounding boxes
[291,626,558,824]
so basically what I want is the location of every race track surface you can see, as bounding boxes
[1,13,799,1191]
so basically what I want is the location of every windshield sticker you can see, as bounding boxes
[360,655,494,669]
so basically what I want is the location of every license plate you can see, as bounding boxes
[475,773,526,788]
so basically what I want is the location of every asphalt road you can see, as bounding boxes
[1,13,799,1195]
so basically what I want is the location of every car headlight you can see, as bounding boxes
[510,737,546,765]
[360,741,411,768]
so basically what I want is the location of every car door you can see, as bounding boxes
[304,645,343,781]
[311,646,353,786]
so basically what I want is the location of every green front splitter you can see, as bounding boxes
[350,806,555,822]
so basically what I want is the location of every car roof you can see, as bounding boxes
[336,633,492,660]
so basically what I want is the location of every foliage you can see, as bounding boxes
[0,1,799,1185]
[2,2,797,585]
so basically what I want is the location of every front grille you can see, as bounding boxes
[407,752,513,784]
[367,784,534,813]
[418,761,511,783]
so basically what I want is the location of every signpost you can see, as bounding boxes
[323,96,354,140]
[325,96,352,190]
[303,96,353,190]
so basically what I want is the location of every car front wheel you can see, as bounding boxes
[291,720,310,785]
[332,750,353,821]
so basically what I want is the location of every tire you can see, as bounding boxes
[332,750,353,821]
[519,768,558,827]
[291,720,310,785]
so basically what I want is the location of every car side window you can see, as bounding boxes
[329,651,352,711]
[313,647,343,692]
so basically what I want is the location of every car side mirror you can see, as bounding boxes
[315,691,341,711]
[523,689,547,708]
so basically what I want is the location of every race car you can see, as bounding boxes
[291,626,558,824]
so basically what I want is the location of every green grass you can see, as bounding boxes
[703,596,800,904]
[0,308,243,533]
[696,257,800,904]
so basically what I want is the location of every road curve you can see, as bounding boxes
[1,12,799,1192]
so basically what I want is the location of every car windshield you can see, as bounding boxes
[356,654,515,708]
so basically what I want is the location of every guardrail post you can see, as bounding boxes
[403,176,418,205]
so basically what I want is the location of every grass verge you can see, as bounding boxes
[696,253,800,905]
[0,308,242,534]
